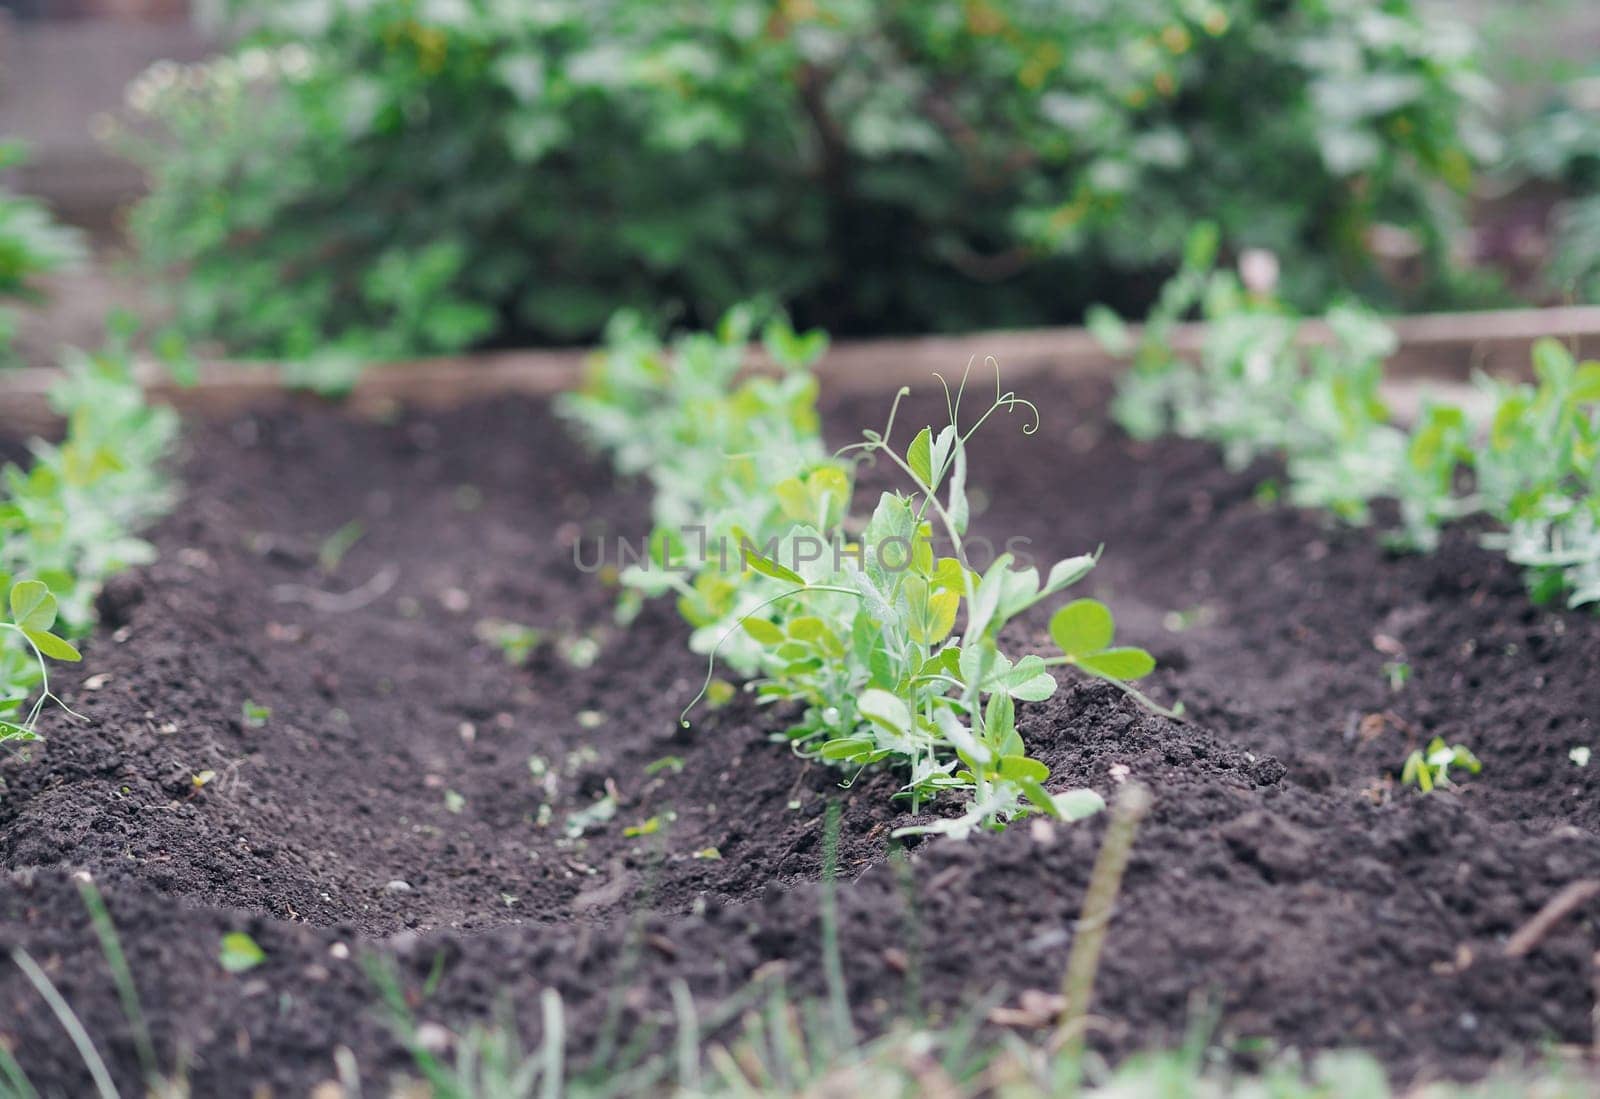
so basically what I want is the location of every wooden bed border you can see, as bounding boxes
[3,304,1599,434]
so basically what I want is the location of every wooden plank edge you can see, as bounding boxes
[4,305,1599,432]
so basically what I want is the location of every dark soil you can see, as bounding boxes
[3,377,1600,1095]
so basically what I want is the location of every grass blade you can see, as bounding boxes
[11,949,121,1099]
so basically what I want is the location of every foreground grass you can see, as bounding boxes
[7,797,1599,1099]
[380,1023,1598,1099]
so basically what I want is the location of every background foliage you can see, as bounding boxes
[0,142,84,367]
[113,0,1493,360]
[1508,66,1600,301]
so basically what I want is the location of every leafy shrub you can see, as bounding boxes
[1097,228,1600,609]
[561,305,1175,835]
[113,0,1489,359]
[0,142,85,367]
[1506,67,1600,301]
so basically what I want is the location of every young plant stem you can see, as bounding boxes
[0,623,70,734]
[1055,782,1153,1084]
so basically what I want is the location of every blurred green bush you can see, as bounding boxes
[113,0,1495,359]
[0,142,85,367]
[1509,66,1600,301]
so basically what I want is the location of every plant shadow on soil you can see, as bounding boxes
[1,378,1599,1094]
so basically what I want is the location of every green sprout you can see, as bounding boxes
[1401,738,1482,793]
[219,932,267,973]
[476,619,545,666]
[0,580,83,746]
[317,519,365,573]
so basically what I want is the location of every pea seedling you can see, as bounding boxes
[565,308,1181,834]
[0,580,83,745]
[1401,738,1482,793]
[1099,237,1600,610]
[1,329,178,761]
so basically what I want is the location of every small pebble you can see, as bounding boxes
[384,879,412,893]
[415,1023,453,1054]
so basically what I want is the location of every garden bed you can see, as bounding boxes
[2,373,1598,1093]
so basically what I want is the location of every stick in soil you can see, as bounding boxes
[1055,782,1153,1076]
[1592,952,1600,1059]
[1504,879,1600,958]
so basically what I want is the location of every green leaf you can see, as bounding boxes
[1052,788,1106,821]
[806,467,852,531]
[858,689,911,736]
[983,690,1015,746]
[0,719,39,743]
[219,932,266,973]
[968,554,1011,641]
[24,629,80,663]
[1183,221,1220,271]
[906,427,933,487]
[963,646,1057,701]
[997,755,1049,783]
[932,706,989,767]
[1017,777,1061,819]
[904,577,959,645]
[928,427,956,493]
[1532,337,1573,385]
[786,616,830,643]
[1049,599,1114,657]
[1077,646,1156,680]
[9,580,57,633]
[915,648,961,688]
[1573,363,1600,403]
[773,478,814,523]
[819,737,879,762]
[744,551,805,586]
[742,617,785,645]
[35,569,75,599]
[996,565,1044,622]
[998,656,1057,701]
[947,442,969,534]
[1086,305,1132,356]
[763,319,829,370]
[1042,554,1097,598]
